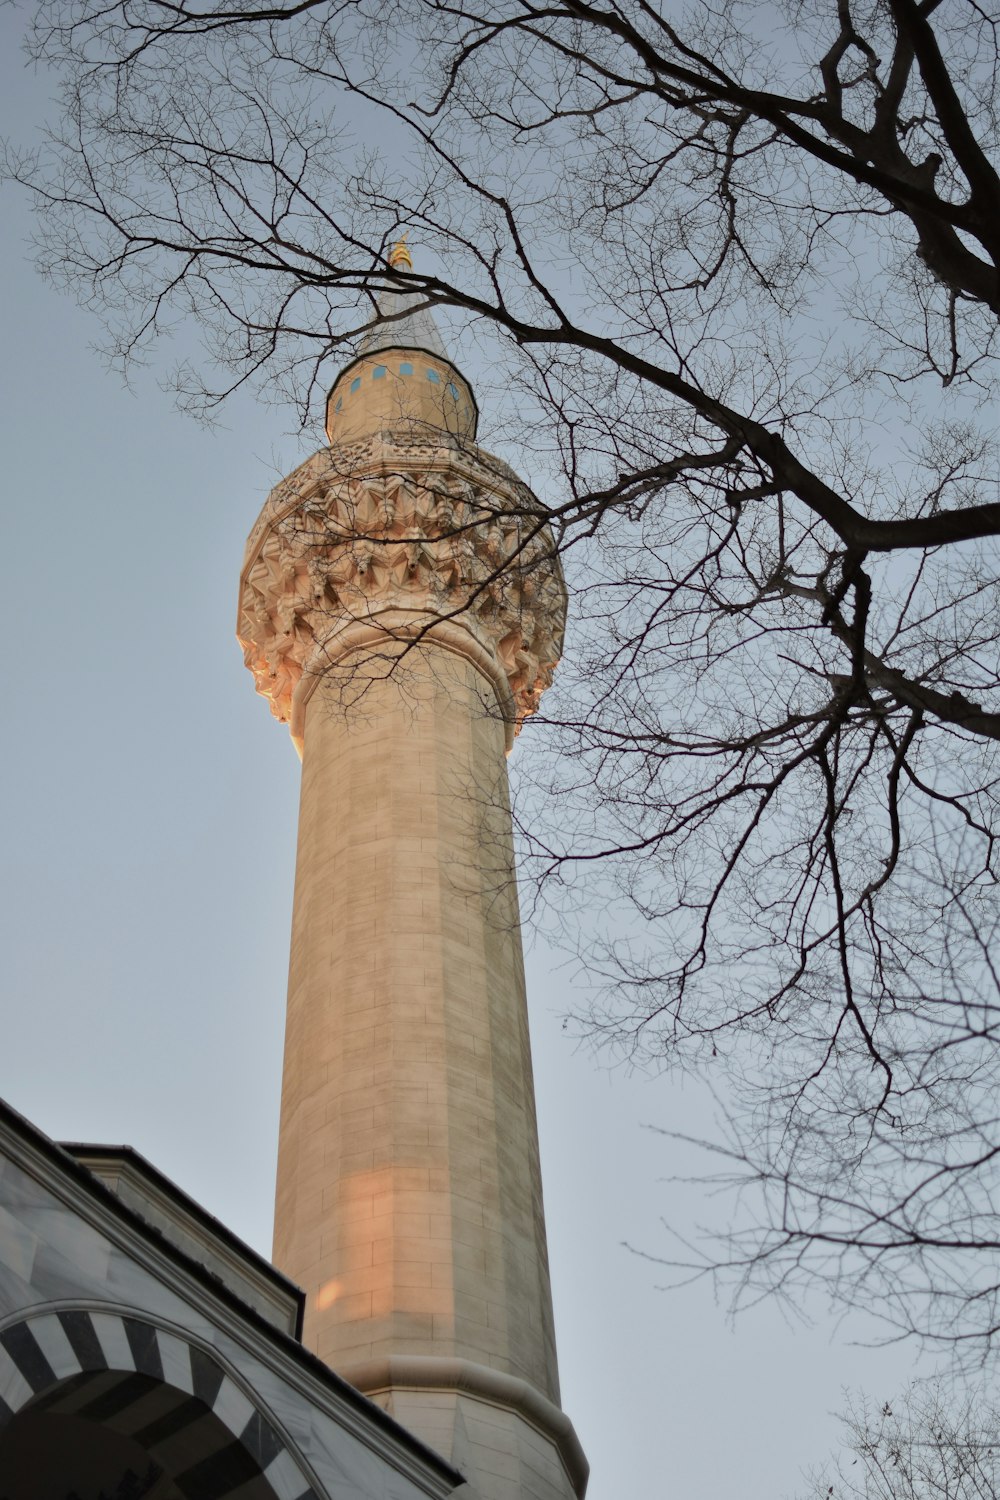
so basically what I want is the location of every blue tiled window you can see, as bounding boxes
[373,365,387,379]
[426,368,440,383]
[334,397,343,413]
[447,382,459,400]
[399,362,413,376]
[350,376,361,392]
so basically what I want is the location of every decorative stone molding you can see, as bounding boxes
[237,433,566,744]
[341,1355,590,1500]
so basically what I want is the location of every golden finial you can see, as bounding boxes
[387,235,413,271]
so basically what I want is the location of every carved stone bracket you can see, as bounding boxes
[237,433,566,746]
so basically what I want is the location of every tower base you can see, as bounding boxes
[344,1357,588,1500]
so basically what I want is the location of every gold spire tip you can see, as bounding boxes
[388,235,413,271]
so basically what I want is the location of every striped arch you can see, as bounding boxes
[0,1310,318,1500]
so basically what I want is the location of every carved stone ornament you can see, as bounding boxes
[237,432,566,747]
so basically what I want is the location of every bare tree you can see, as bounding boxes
[805,1385,1000,1500]
[8,0,1000,1358]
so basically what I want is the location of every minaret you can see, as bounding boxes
[238,243,587,1500]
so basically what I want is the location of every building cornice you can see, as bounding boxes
[0,1096,464,1499]
[64,1141,302,1338]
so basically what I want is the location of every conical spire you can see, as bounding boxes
[357,237,449,359]
[357,287,448,361]
[325,242,477,445]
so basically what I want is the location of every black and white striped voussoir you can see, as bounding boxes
[0,1311,320,1500]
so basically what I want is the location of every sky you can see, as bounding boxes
[0,11,938,1498]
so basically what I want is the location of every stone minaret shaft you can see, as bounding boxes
[239,252,586,1500]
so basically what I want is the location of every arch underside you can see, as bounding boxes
[0,1313,316,1500]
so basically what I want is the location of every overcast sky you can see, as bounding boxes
[0,12,941,1498]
